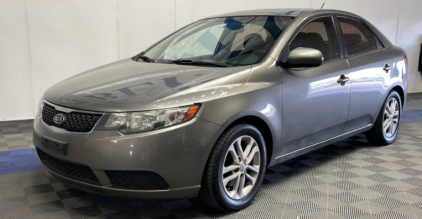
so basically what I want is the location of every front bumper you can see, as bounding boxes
[33,115,222,200]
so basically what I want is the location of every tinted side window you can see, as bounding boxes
[338,17,377,56]
[290,17,340,62]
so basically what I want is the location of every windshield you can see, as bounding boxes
[141,16,293,66]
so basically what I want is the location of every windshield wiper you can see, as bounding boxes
[171,59,231,67]
[138,55,155,63]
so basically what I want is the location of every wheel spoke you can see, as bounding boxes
[242,137,254,161]
[227,145,240,164]
[386,104,392,115]
[223,172,240,187]
[383,118,391,128]
[245,172,257,186]
[389,120,394,135]
[383,119,391,129]
[230,173,241,198]
[393,118,399,124]
[245,146,259,165]
[391,99,396,113]
[234,138,245,162]
[247,165,260,173]
[223,164,240,174]
[237,174,246,199]
[384,109,390,117]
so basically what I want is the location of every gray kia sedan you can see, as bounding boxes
[34,9,408,211]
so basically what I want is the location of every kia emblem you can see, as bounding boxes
[53,114,66,125]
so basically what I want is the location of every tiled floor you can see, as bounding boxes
[1,94,422,219]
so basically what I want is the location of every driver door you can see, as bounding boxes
[279,16,352,156]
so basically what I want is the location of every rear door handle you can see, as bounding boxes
[383,63,392,73]
[337,74,349,86]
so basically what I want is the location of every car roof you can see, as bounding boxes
[205,8,351,18]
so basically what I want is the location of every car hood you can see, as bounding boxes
[44,58,251,112]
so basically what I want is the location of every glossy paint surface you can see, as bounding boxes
[35,9,408,199]
[43,60,251,112]
[280,59,351,155]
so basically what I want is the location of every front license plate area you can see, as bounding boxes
[40,137,68,155]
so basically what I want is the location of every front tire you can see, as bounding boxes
[200,124,267,211]
[365,91,402,145]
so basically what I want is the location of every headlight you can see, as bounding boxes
[104,104,201,134]
[39,102,44,117]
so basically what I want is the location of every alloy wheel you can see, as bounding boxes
[383,97,400,138]
[222,135,260,200]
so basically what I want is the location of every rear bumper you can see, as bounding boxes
[33,115,222,200]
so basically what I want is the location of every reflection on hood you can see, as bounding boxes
[44,59,251,112]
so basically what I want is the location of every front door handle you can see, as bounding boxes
[383,63,392,73]
[337,74,349,86]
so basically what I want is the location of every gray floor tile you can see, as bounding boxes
[27,192,60,205]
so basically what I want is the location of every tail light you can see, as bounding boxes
[404,55,409,65]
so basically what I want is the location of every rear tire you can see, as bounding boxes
[199,124,267,211]
[365,91,402,146]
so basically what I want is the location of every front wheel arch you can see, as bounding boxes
[220,115,274,166]
[198,115,274,209]
[199,123,268,210]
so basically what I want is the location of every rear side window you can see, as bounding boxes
[290,17,340,62]
[338,17,377,56]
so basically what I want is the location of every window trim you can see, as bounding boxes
[335,14,384,58]
[278,13,344,67]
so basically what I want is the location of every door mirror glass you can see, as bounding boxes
[285,47,324,68]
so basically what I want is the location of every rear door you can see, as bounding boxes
[279,15,351,156]
[338,16,397,132]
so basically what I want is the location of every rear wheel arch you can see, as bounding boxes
[374,85,405,122]
[391,85,405,108]
[366,90,402,145]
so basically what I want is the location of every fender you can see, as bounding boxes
[201,107,279,167]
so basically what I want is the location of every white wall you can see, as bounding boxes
[1,0,421,121]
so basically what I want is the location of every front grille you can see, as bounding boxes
[42,103,102,132]
[105,171,169,190]
[37,149,99,184]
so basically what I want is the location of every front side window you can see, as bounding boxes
[290,17,340,62]
[338,17,377,56]
[143,16,293,66]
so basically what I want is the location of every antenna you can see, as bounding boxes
[321,3,325,9]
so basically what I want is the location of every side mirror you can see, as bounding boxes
[283,47,324,68]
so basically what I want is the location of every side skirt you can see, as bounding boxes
[273,124,373,165]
